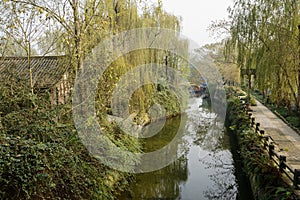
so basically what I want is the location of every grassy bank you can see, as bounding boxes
[226,86,297,200]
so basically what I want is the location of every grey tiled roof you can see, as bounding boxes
[0,56,70,89]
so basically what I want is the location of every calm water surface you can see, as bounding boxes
[119,97,253,200]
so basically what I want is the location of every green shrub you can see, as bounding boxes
[0,78,140,199]
[250,95,257,106]
[286,116,299,127]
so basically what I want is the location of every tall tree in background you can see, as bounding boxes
[224,0,299,112]
[203,42,240,85]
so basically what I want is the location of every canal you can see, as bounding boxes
[119,97,253,200]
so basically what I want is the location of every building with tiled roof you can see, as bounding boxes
[0,55,72,104]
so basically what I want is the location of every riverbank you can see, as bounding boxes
[226,86,298,199]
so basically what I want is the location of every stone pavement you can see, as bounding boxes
[250,100,300,195]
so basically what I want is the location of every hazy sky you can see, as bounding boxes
[161,0,233,47]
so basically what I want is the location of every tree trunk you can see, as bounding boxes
[26,40,34,94]
[298,25,300,126]
[72,0,83,74]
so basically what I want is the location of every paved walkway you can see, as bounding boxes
[250,100,300,194]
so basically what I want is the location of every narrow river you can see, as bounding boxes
[119,97,253,200]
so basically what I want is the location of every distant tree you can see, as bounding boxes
[203,42,240,85]
[211,0,299,112]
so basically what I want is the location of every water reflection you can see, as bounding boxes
[123,157,188,199]
[119,98,247,200]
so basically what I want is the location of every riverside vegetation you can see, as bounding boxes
[226,86,298,200]
[0,75,143,199]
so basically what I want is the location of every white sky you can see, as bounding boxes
[161,0,233,47]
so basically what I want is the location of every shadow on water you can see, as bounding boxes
[226,127,254,200]
[118,98,253,200]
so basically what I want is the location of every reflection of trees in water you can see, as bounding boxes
[121,115,189,200]
[141,115,185,152]
[194,110,226,153]
[127,155,188,200]
[195,107,237,199]
[201,150,237,199]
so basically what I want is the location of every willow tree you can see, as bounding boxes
[96,0,189,123]
[225,0,299,111]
